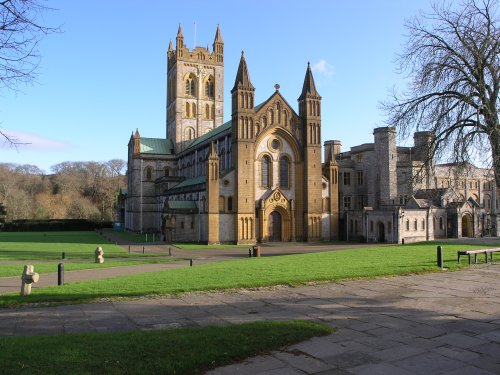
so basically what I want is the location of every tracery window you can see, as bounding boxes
[279,156,290,188]
[185,77,195,96]
[261,155,271,188]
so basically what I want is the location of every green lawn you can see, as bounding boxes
[0,241,490,307]
[0,259,179,278]
[0,320,333,375]
[0,231,124,260]
[0,231,167,260]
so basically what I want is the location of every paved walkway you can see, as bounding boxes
[1,264,499,374]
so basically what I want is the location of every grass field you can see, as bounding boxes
[0,320,332,374]
[0,231,168,260]
[0,241,490,307]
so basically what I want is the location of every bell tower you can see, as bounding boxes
[298,63,322,241]
[231,52,256,244]
[166,24,224,152]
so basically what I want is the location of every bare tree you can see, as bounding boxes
[0,0,58,145]
[382,0,499,183]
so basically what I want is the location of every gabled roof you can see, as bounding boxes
[140,138,174,155]
[254,89,299,117]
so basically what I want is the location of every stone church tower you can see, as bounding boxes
[231,52,257,244]
[299,63,323,240]
[166,24,224,152]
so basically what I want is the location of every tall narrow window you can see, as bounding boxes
[205,77,214,98]
[220,149,226,171]
[261,155,271,188]
[186,78,195,96]
[279,156,290,188]
[192,103,196,117]
[205,104,210,119]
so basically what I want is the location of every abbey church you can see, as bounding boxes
[124,25,340,244]
[123,24,497,244]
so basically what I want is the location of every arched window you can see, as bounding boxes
[185,77,195,96]
[279,156,290,188]
[145,166,153,181]
[205,77,214,98]
[185,103,190,117]
[261,155,271,188]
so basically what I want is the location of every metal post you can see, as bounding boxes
[168,247,171,256]
[142,246,145,254]
[249,249,252,258]
[128,245,131,253]
[437,246,443,268]
[58,263,64,286]
[190,259,193,267]
[61,252,65,259]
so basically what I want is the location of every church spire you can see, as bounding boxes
[177,23,183,37]
[298,62,320,100]
[168,39,173,52]
[231,51,254,93]
[214,24,223,43]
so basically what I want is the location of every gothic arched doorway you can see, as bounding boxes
[462,214,473,237]
[269,211,282,242]
[378,222,385,242]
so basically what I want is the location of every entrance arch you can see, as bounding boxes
[377,222,385,242]
[462,214,473,237]
[269,211,282,242]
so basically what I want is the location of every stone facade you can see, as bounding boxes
[331,127,497,243]
[123,25,340,243]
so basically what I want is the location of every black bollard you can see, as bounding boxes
[142,246,145,254]
[58,263,64,286]
[61,252,65,259]
[249,249,252,258]
[190,259,193,267]
[437,246,444,268]
[168,247,172,256]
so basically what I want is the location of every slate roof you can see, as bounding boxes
[171,175,206,190]
[140,138,174,155]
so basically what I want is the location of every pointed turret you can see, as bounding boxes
[213,24,224,64]
[214,24,223,43]
[231,52,254,92]
[133,129,141,156]
[298,62,320,100]
[176,23,184,58]
[206,141,220,244]
[168,39,173,53]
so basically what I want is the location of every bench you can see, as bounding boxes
[457,248,500,264]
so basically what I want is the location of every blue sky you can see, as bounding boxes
[1,0,432,173]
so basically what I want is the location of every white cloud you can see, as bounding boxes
[311,59,335,78]
[0,129,73,151]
